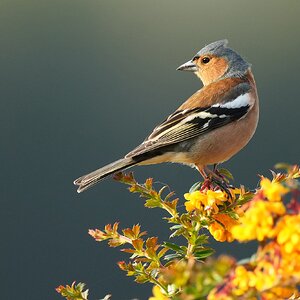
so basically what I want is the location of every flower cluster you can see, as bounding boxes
[209,165,300,299]
[208,213,240,242]
[231,177,287,241]
[184,186,249,242]
[56,164,300,300]
[184,189,229,213]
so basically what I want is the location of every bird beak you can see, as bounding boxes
[176,60,197,72]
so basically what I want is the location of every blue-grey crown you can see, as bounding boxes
[197,39,251,78]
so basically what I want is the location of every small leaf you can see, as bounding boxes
[227,211,240,220]
[169,228,186,238]
[145,198,161,208]
[195,234,209,246]
[145,178,153,189]
[157,247,169,258]
[158,185,168,196]
[169,224,183,230]
[146,237,159,249]
[218,168,234,180]
[135,275,149,283]
[130,225,139,238]
[164,191,176,202]
[194,248,214,260]
[108,238,124,247]
[237,191,254,205]
[121,248,136,254]
[88,229,107,241]
[163,242,183,253]
[132,238,144,251]
[189,181,202,193]
[56,282,89,300]
[164,199,178,211]
[117,261,127,270]
[164,253,183,261]
[122,228,134,239]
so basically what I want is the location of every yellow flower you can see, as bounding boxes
[231,200,285,242]
[209,213,239,242]
[260,177,288,201]
[149,285,170,300]
[232,265,252,295]
[253,261,277,291]
[232,262,278,296]
[262,286,300,300]
[184,191,206,212]
[275,214,300,254]
[184,190,228,214]
[272,214,300,280]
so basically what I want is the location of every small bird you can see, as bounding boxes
[74,39,259,193]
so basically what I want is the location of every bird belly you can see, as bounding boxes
[138,151,195,166]
[190,101,259,166]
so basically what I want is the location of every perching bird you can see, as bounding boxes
[74,39,259,193]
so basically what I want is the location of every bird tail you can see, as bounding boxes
[74,157,137,193]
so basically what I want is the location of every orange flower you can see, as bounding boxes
[262,286,300,300]
[209,213,239,242]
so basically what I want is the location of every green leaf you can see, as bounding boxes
[145,198,161,208]
[135,275,149,283]
[195,234,209,246]
[189,181,202,193]
[169,228,186,238]
[237,192,254,205]
[164,253,183,261]
[169,224,183,230]
[194,248,214,260]
[218,168,234,180]
[227,211,240,220]
[163,242,184,253]
[164,191,176,202]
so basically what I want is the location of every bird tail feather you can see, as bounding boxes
[74,158,136,193]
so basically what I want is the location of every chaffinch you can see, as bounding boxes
[74,39,259,193]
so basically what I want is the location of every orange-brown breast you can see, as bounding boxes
[178,71,256,110]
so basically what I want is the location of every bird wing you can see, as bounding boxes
[126,87,253,158]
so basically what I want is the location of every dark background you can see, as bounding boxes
[1,1,299,299]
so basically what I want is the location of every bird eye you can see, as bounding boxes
[201,57,210,64]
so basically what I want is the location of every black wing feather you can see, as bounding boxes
[126,103,250,158]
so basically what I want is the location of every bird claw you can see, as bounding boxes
[210,177,234,200]
[198,167,234,199]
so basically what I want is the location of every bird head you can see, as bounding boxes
[177,40,250,86]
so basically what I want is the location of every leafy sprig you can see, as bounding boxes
[57,165,300,299]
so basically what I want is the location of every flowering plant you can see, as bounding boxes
[57,164,300,299]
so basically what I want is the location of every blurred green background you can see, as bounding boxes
[1,0,299,299]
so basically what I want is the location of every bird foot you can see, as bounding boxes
[199,167,233,199]
[210,177,233,199]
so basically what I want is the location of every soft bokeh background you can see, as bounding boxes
[1,0,299,299]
